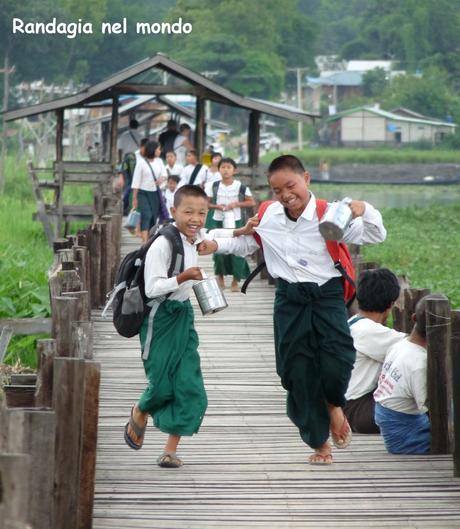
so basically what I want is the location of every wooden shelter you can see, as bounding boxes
[3,54,318,243]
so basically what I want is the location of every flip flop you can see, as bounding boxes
[124,407,147,450]
[157,452,183,468]
[331,414,352,449]
[309,452,333,465]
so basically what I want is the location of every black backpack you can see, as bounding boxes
[103,224,185,338]
[211,180,254,224]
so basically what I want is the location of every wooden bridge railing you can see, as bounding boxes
[0,189,122,529]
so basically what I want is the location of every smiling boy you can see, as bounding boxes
[200,154,387,464]
[124,185,211,468]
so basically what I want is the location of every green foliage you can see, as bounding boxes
[362,68,387,97]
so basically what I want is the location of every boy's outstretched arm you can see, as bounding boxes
[342,200,387,245]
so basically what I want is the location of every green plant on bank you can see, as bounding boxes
[262,147,460,166]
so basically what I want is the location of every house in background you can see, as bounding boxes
[323,105,456,147]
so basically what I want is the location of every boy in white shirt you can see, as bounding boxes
[179,150,208,188]
[200,154,387,465]
[202,152,223,187]
[205,157,256,291]
[344,268,406,433]
[374,294,441,454]
[124,185,210,468]
[165,150,183,177]
[164,175,180,217]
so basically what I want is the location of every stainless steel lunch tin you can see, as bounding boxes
[318,197,353,240]
[193,276,228,315]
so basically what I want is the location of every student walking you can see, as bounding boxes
[200,154,387,464]
[124,185,211,467]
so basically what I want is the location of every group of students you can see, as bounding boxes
[345,268,433,455]
[122,152,432,469]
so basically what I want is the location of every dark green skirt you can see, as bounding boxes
[208,218,250,280]
[274,277,356,448]
[138,299,208,436]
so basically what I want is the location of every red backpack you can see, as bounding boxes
[242,199,356,306]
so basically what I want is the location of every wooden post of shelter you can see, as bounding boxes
[195,96,205,157]
[55,109,64,239]
[392,288,431,333]
[450,309,460,476]
[110,95,119,167]
[248,111,261,168]
[426,295,452,455]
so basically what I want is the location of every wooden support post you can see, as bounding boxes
[0,453,31,527]
[89,222,102,308]
[451,309,460,477]
[55,109,65,240]
[392,287,431,333]
[109,95,119,167]
[77,361,101,529]
[35,339,56,408]
[53,357,85,529]
[426,295,452,455]
[62,290,90,322]
[110,212,122,286]
[195,97,205,157]
[7,409,56,529]
[101,215,114,294]
[248,111,261,168]
[52,295,78,357]
[99,219,109,302]
[73,246,89,292]
[71,321,94,360]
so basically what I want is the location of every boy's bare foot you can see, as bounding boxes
[231,279,239,292]
[217,275,225,289]
[328,404,352,449]
[125,405,148,449]
[309,441,333,465]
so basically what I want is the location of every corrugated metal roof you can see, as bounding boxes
[327,106,456,127]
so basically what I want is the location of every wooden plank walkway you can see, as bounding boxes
[92,230,460,529]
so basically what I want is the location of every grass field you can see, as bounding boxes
[1,155,459,368]
[262,147,460,166]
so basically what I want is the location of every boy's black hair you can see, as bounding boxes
[129,119,139,129]
[268,154,305,177]
[179,123,191,132]
[144,140,159,159]
[218,157,237,170]
[140,138,149,147]
[166,150,176,157]
[414,294,447,338]
[167,174,181,183]
[174,184,208,207]
[356,268,400,313]
[211,152,222,160]
[187,149,198,158]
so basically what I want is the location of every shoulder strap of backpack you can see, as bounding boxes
[212,180,220,204]
[189,164,202,185]
[238,183,246,203]
[158,224,185,277]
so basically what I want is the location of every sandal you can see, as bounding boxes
[331,414,352,449]
[309,452,333,465]
[157,452,183,468]
[124,407,147,450]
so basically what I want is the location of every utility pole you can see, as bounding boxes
[287,67,309,151]
[0,55,15,193]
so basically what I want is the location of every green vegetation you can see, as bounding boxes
[263,148,460,166]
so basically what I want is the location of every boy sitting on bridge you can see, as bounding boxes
[344,268,406,434]
[124,185,211,468]
[199,154,387,465]
[374,294,441,454]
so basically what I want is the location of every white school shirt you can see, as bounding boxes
[131,157,167,192]
[164,188,176,213]
[202,169,222,187]
[165,162,183,176]
[179,164,208,187]
[345,317,406,400]
[214,193,387,285]
[205,180,253,222]
[173,135,187,166]
[374,338,428,414]
[144,227,214,302]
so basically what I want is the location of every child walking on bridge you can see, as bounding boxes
[124,185,212,468]
[200,154,387,464]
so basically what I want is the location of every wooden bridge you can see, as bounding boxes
[90,230,460,529]
[2,198,460,528]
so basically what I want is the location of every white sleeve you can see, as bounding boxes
[144,237,180,298]
[205,181,213,197]
[208,228,235,238]
[158,158,167,178]
[410,367,428,413]
[178,166,188,188]
[244,185,253,197]
[352,324,407,363]
[131,158,143,189]
[215,235,259,257]
[342,202,387,245]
